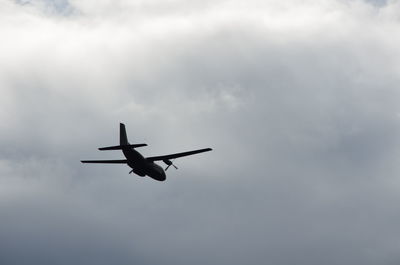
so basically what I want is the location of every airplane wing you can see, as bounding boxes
[146,148,212,161]
[81,159,127,164]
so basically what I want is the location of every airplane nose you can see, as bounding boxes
[160,173,166,181]
[150,171,166,181]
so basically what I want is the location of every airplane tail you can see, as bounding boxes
[97,123,147,151]
[120,123,129,145]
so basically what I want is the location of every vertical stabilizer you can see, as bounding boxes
[120,123,129,145]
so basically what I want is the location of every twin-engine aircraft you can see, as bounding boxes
[81,123,212,181]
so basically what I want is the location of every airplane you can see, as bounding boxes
[81,123,212,181]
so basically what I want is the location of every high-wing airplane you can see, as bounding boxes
[81,123,212,181]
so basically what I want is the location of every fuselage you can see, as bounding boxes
[122,147,166,181]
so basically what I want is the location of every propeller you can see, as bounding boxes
[163,159,178,171]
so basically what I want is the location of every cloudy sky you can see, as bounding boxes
[1,0,400,264]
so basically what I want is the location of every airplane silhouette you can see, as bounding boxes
[81,123,212,181]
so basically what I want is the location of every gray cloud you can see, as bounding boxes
[1,0,400,264]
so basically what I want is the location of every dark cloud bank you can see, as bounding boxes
[1,0,400,264]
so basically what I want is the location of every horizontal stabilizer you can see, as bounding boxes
[98,144,147,151]
[81,159,127,164]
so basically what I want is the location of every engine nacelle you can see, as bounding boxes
[163,159,172,166]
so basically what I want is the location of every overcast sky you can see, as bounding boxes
[1,0,400,264]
